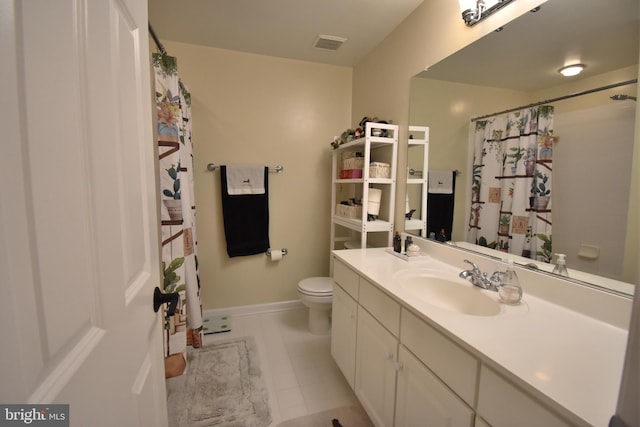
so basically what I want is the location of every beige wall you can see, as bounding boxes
[162,41,352,309]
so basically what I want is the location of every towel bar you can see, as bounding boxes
[207,163,284,173]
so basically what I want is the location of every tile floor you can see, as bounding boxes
[201,307,359,426]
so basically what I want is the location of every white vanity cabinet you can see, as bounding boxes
[332,257,472,427]
[331,255,582,427]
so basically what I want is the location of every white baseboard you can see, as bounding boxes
[202,299,305,319]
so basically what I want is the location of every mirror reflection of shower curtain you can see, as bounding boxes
[465,106,554,262]
[153,53,203,378]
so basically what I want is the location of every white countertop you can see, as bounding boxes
[333,247,630,427]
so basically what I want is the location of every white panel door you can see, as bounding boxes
[0,0,168,426]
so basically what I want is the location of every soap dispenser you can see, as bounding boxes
[393,232,402,253]
[499,259,523,304]
[552,253,569,277]
[404,235,413,253]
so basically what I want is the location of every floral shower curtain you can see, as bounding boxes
[466,106,554,262]
[153,53,203,377]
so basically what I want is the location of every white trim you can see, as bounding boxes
[203,300,305,318]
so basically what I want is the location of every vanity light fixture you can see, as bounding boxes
[559,64,585,77]
[459,0,515,26]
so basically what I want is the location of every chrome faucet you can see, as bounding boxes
[459,259,503,291]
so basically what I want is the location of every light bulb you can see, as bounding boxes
[559,64,585,77]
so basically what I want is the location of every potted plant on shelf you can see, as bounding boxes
[499,214,511,235]
[523,147,536,176]
[531,170,550,210]
[536,234,552,263]
[507,147,525,174]
[163,164,182,220]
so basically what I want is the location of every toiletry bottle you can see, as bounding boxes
[404,235,413,253]
[499,259,523,304]
[393,232,402,253]
[552,253,569,277]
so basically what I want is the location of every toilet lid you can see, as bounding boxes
[298,277,333,295]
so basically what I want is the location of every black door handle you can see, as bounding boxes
[153,287,179,316]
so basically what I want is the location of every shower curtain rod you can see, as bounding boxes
[470,78,638,122]
[148,23,166,55]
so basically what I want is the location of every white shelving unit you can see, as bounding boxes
[330,122,398,253]
[405,126,429,237]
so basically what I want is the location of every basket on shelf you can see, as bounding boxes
[335,204,363,219]
[343,156,364,170]
[339,169,363,179]
[369,162,390,179]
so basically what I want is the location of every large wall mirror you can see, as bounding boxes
[408,0,638,296]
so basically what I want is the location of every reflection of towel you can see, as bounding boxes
[427,171,456,240]
[428,170,454,194]
[225,165,265,195]
[220,166,270,257]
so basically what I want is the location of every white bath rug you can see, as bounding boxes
[167,336,271,427]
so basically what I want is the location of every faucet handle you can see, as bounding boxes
[489,270,505,287]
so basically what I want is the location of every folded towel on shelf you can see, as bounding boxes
[220,165,270,257]
[428,170,454,194]
[225,165,266,195]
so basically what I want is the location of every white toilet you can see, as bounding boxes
[297,277,333,334]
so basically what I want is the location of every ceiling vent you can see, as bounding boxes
[313,34,347,51]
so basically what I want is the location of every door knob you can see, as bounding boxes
[153,287,179,316]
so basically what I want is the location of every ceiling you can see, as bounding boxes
[419,0,639,91]
[148,0,424,67]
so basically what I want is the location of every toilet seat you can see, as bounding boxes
[297,277,333,297]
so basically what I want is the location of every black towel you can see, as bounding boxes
[427,171,456,241]
[220,166,270,257]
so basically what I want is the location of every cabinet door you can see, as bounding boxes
[355,308,398,427]
[395,347,474,427]
[331,283,358,388]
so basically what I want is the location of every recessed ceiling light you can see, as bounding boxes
[559,64,585,77]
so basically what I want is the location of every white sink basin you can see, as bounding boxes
[394,269,501,316]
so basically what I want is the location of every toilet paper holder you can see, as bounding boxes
[266,248,288,257]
